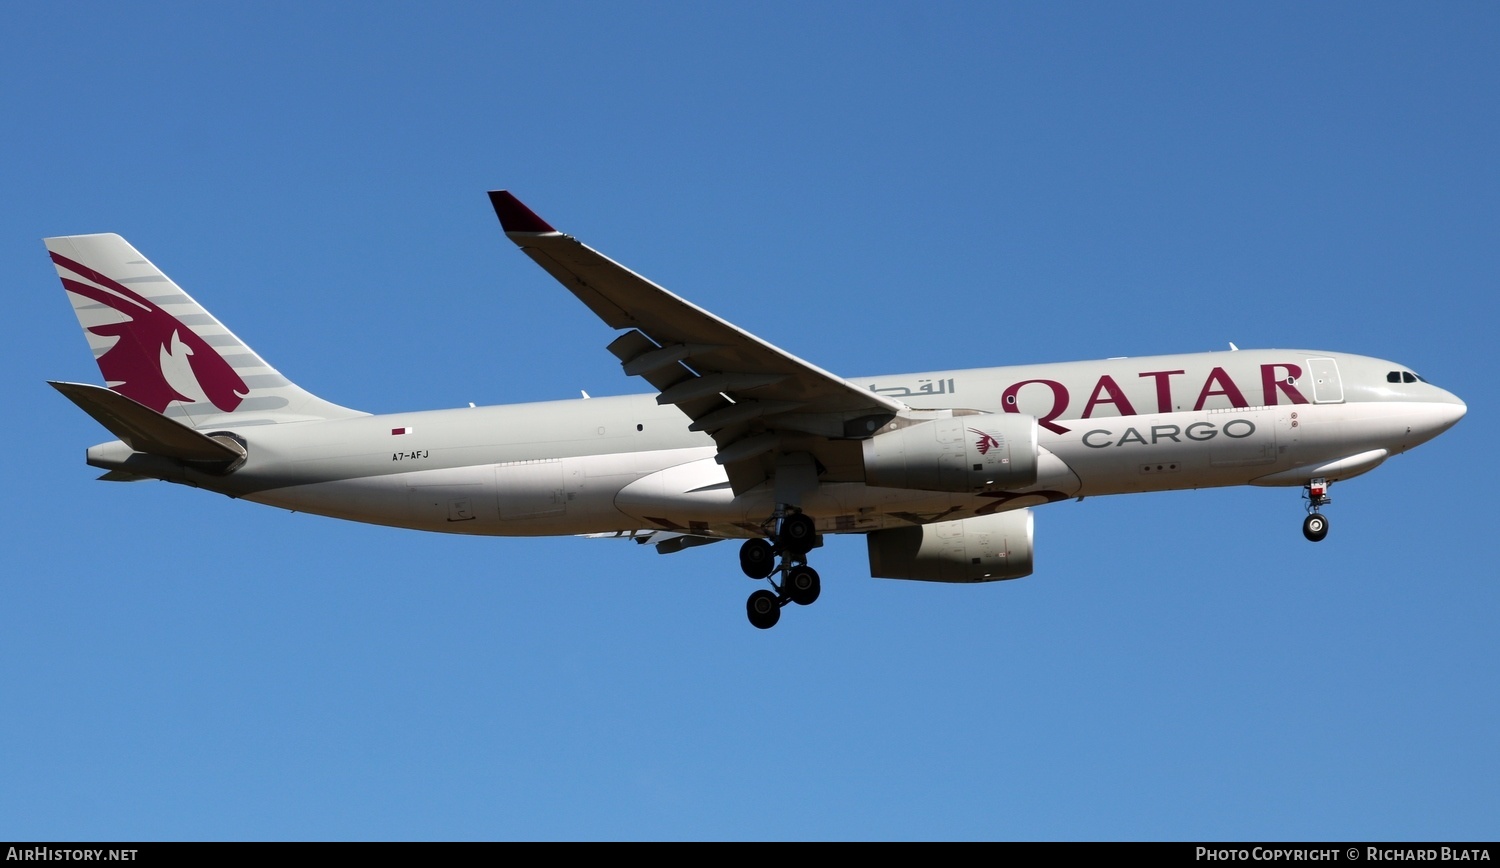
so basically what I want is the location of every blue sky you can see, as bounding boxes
[2,2,1496,841]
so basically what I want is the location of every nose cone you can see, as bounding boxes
[1436,389,1467,431]
[1417,388,1466,441]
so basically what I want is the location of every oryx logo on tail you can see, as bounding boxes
[51,251,247,413]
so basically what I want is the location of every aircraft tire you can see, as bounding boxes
[780,513,817,555]
[747,590,781,629]
[739,538,776,579]
[786,566,821,606]
[1302,513,1329,542]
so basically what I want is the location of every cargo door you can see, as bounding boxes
[1208,407,1278,467]
[496,459,566,519]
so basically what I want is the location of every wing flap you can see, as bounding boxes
[577,528,726,555]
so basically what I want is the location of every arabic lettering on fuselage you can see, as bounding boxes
[869,363,1311,434]
[869,378,956,399]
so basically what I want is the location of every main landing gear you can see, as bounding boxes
[1302,477,1331,542]
[740,511,821,629]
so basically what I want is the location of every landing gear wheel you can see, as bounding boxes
[785,566,821,606]
[739,538,776,579]
[1303,513,1329,542]
[746,589,781,629]
[780,512,817,555]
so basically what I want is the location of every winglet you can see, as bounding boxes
[488,190,556,234]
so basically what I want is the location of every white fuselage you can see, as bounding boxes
[92,348,1463,539]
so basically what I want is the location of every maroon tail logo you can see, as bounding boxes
[53,252,247,414]
[969,428,1002,456]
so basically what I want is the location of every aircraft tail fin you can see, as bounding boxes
[46,233,365,428]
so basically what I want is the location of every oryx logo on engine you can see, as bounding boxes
[970,428,1002,455]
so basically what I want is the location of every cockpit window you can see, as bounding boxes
[1388,371,1401,383]
[1403,372,1418,383]
[1388,371,1425,384]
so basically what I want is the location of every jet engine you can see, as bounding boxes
[861,415,1039,492]
[866,510,1034,583]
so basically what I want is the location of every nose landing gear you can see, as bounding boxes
[1302,477,1331,542]
[739,510,822,629]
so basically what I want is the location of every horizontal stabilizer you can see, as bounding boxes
[49,381,245,463]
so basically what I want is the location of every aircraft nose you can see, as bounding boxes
[1424,389,1467,436]
[1445,392,1466,424]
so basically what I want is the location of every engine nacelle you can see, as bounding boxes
[861,415,1039,492]
[866,510,1035,583]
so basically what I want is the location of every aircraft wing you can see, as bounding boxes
[490,191,908,494]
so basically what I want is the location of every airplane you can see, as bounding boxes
[45,191,1467,629]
